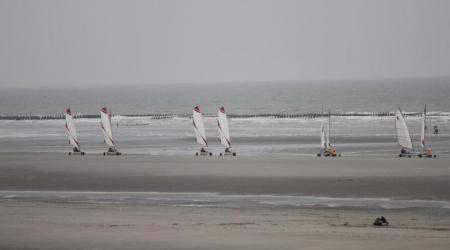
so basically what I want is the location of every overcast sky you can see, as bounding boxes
[0,0,449,86]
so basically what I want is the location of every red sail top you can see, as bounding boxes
[101,106,108,114]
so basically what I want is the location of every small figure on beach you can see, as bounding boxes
[373,216,389,226]
[433,125,439,135]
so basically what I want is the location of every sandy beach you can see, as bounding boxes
[1,154,450,249]
[1,154,450,199]
[1,200,450,250]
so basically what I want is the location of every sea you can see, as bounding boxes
[0,79,449,157]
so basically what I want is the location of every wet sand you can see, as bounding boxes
[0,154,450,199]
[1,154,450,249]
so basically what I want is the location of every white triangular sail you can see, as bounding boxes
[420,105,426,150]
[64,108,80,150]
[395,108,413,150]
[193,105,207,147]
[320,116,325,150]
[100,106,115,148]
[325,111,331,147]
[217,106,231,149]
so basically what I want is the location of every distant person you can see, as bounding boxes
[434,125,439,135]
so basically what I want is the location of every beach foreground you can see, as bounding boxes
[1,200,450,250]
[1,154,450,249]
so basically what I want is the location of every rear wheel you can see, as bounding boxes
[209,152,212,156]
[195,152,198,156]
[232,152,236,156]
[103,152,106,156]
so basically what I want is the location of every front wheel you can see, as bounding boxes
[232,152,236,156]
[195,152,199,156]
[209,152,212,156]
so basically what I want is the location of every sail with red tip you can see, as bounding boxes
[217,106,231,148]
[193,105,207,147]
[64,108,80,150]
[100,106,115,148]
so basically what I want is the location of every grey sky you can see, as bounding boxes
[0,0,449,86]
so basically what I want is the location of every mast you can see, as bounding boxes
[326,109,331,146]
[320,106,325,150]
[420,105,426,150]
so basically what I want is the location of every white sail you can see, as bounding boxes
[326,111,330,146]
[395,108,413,150]
[100,106,115,148]
[193,105,207,147]
[64,108,80,150]
[217,106,231,148]
[420,105,426,150]
[320,118,326,150]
